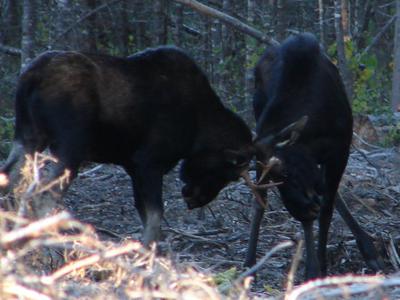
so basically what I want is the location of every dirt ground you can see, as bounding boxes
[53,142,400,298]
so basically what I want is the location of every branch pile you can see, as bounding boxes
[0,209,256,299]
[0,154,253,299]
[0,152,400,299]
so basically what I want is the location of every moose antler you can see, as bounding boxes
[240,156,282,209]
[256,156,282,184]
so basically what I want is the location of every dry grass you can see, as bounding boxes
[0,208,254,299]
[0,154,253,300]
[1,153,400,299]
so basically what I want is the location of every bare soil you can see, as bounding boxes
[58,144,400,297]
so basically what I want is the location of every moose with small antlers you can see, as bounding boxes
[245,33,383,279]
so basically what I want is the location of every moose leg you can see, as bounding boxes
[31,136,84,218]
[244,196,266,267]
[318,158,346,276]
[336,194,384,272]
[302,220,320,279]
[317,198,334,277]
[244,163,267,268]
[125,164,164,246]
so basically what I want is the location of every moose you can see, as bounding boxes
[245,33,383,279]
[0,46,258,245]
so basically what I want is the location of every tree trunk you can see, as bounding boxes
[318,0,325,46]
[118,0,129,56]
[276,0,286,41]
[213,1,223,89]
[334,0,353,101]
[202,1,212,78]
[21,0,36,70]
[392,0,400,112]
[154,0,167,45]
[354,0,372,49]
[245,0,256,103]
[85,0,98,52]
[222,0,233,58]
[174,3,184,47]
[54,0,72,49]
[135,1,147,49]
[341,0,350,39]
[1,0,20,46]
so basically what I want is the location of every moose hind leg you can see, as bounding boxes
[125,164,164,246]
[30,128,87,218]
[318,161,346,276]
[318,158,347,276]
[336,194,384,272]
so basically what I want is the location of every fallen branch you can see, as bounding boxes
[166,227,229,249]
[285,240,304,297]
[352,132,384,150]
[361,14,397,56]
[0,43,22,56]
[172,0,279,46]
[0,211,71,245]
[286,274,400,299]
[3,281,52,300]
[40,241,142,285]
[53,0,123,45]
[237,240,294,280]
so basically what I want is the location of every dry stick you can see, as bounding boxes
[286,274,400,300]
[0,43,22,56]
[96,226,126,239]
[177,279,221,300]
[285,240,304,298]
[166,227,229,249]
[352,132,383,150]
[0,210,29,225]
[340,191,380,216]
[352,143,382,172]
[237,241,294,281]
[361,14,397,56]
[1,211,71,245]
[78,164,103,178]
[40,241,142,285]
[34,170,71,196]
[3,282,52,300]
[388,234,400,271]
[53,0,124,45]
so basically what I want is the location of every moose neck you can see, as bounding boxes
[192,102,252,155]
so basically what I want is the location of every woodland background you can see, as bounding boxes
[1,2,400,299]
[0,0,399,152]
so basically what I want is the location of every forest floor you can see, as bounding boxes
[51,141,400,298]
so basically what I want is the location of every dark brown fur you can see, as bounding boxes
[1,47,254,244]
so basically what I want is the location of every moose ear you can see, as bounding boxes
[256,115,308,151]
[224,149,250,168]
[275,115,308,148]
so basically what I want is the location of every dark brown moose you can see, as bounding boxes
[0,47,255,245]
[246,33,383,279]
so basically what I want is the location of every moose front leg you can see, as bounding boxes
[302,220,320,280]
